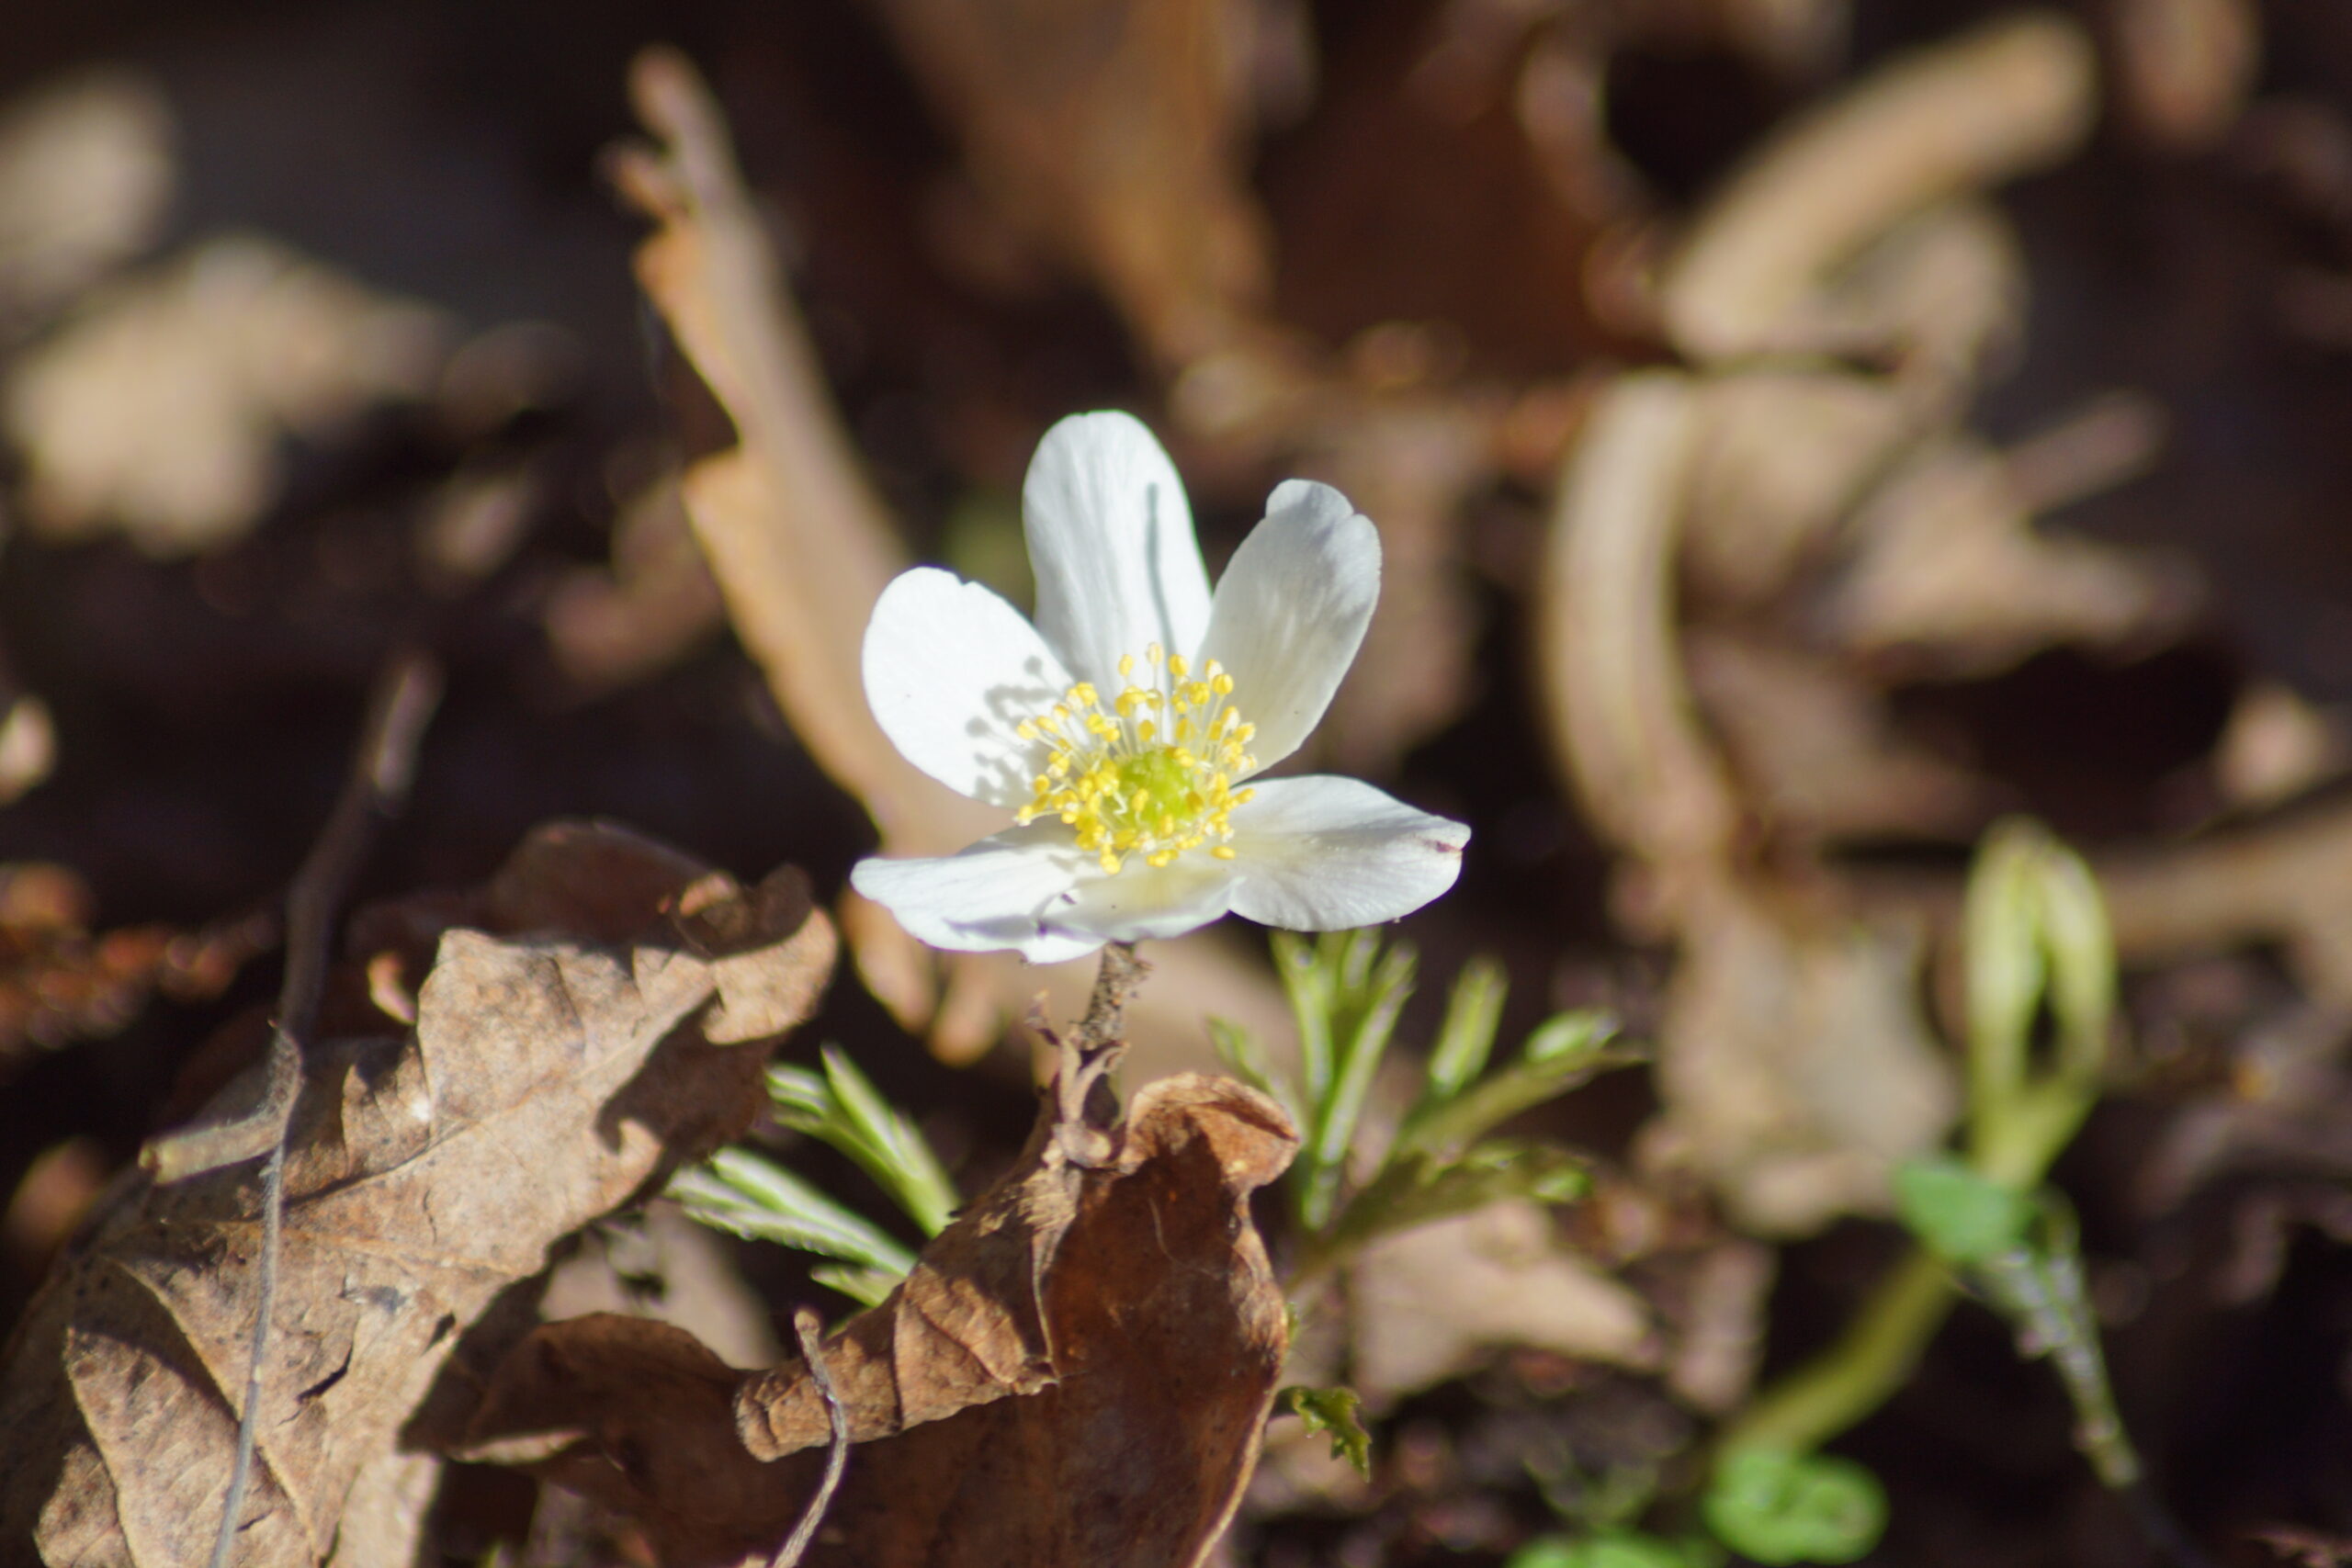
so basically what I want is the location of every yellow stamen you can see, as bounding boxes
[1012,648,1259,878]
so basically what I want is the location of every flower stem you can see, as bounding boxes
[1074,941,1148,1055]
[1722,1248,1956,1457]
[1050,942,1149,1157]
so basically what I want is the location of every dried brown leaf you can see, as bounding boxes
[1542,375,1956,1234]
[1821,433,2198,671]
[0,862,273,1085]
[0,820,835,1565]
[1686,633,1990,842]
[1660,13,2096,364]
[871,0,1272,368]
[462,1073,1298,1568]
[1342,1200,1656,1403]
[4,233,450,556]
[0,69,173,331]
[1642,876,1955,1235]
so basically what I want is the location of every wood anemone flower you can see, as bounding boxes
[852,411,1469,964]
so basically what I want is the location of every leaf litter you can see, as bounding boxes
[6,3,2352,1564]
[0,820,836,1564]
[462,1065,1298,1567]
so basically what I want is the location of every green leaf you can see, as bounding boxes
[1507,1534,1695,1568]
[763,1049,958,1237]
[1393,1011,1624,1165]
[1282,1384,1373,1477]
[669,1150,918,1281]
[1702,1448,1886,1566]
[1894,1156,2033,1266]
[1297,935,1418,1231]
[1422,954,1508,1105]
[2031,840,2115,1091]
[1208,1016,1295,1121]
[817,1047,958,1235]
[1964,819,2048,1110]
[807,1261,907,1309]
[1333,1140,1589,1250]
[1272,930,1336,1109]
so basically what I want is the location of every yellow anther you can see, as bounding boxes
[1012,645,1256,876]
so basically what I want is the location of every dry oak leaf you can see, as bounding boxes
[0,819,836,1568]
[462,1072,1298,1568]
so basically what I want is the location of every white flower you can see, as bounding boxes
[851,411,1469,964]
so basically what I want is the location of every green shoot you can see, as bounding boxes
[765,1046,958,1238]
[1281,1384,1374,1478]
[671,1044,962,1307]
[1215,929,1634,1287]
[668,1149,917,1307]
[1726,818,2141,1522]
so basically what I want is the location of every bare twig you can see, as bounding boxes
[199,649,443,1568]
[769,1306,852,1568]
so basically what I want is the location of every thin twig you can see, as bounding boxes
[203,649,443,1568]
[770,1307,852,1568]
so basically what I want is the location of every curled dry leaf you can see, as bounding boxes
[1541,374,1956,1234]
[0,819,835,1566]
[1679,369,1918,608]
[462,1072,1299,1568]
[2096,798,2352,1008]
[542,470,729,692]
[1659,11,2096,364]
[4,232,451,557]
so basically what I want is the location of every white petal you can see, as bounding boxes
[1046,855,1240,948]
[1227,775,1468,931]
[851,828,1097,963]
[863,568,1072,807]
[1196,480,1379,774]
[852,824,1240,962]
[1023,411,1212,692]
